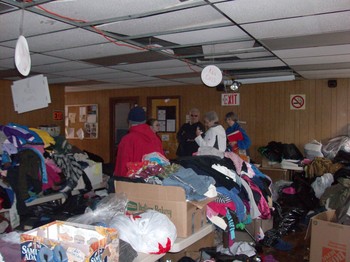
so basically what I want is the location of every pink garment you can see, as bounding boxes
[224,151,255,177]
[282,186,296,195]
[243,176,271,219]
[206,205,219,218]
[208,201,236,216]
[41,159,62,190]
[23,144,45,153]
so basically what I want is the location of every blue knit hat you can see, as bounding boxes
[128,106,146,124]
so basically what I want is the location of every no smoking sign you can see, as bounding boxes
[290,94,306,110]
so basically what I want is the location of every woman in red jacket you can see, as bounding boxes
[113,106,164,177]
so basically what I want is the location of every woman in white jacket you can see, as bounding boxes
[195,111,227,152]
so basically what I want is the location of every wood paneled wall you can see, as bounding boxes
[2,78,349,166]
[0,79,65,132]
[66,78,350,164]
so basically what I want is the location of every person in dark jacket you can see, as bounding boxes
[176,108,205,157]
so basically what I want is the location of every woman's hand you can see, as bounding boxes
[196,126,203,136]
[229,141,237,147]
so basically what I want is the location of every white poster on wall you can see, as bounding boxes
[11,74,51,113]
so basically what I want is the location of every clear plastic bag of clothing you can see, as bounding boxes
[67,192,128,226]
[322,135,350,160]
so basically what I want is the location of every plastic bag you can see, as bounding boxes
[142,152,170,166]
[67,193,128,226]
[322,135,350,160]
[110,210,177,254]
[304,140,323,160]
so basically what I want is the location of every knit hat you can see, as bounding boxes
[128,106,146,124]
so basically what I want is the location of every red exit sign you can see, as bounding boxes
[221,93,240,106]
[53,110,63,120]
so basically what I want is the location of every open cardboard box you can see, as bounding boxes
[114,181,214,238]
[20,220,119,261]
[306,209,350,262]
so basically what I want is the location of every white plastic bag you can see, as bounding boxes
[304,140,323,160]
[322,136,350,160]
[110,210,177,254]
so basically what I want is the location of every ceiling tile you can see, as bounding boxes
[202,41,256,55]
[97,6,229,36]
[30,54,68,66]
[298,69,350,79]
[157,26,248,45]
[274,44,350,58]
[78,71,148,81]
[40,0,206,24]
[0,58,14,69]
[1,28,109,52]
[0,10,72,42]
[110,59,188,71]
[44,42,142,60]
[261,31,350,50]
[292,62,350,71]
[241,11,350,39]
[84,51,170,66]
[0,45,15,59]
[48,76,87,84]
[54,67,120,77]
[140,65,202,76]
[215,0,350,23]
[284,54,350,66]
[213,59,286,70]
[31,61,97,73]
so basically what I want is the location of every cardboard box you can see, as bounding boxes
[308,210,350,262]
[114,181,213,238]
[20,220,119,262]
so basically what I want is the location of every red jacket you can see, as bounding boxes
[114,124,164,177]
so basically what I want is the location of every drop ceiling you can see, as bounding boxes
[0,0,349,92]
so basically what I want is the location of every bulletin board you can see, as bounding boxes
[147,96,181,160]
[65,104,98,139]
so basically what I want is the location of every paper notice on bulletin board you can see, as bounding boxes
[65,104,98,139]
[158,110,166,120]
[167,119,176,132]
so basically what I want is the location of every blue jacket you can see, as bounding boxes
[226,122,251,151]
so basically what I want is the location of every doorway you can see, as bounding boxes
[147,96,181,160]
[109,97,139,163]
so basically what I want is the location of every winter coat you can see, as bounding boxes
[195,125,227,152]
[226,122,251,151]
[114,124,164,177]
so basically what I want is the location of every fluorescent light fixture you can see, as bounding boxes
[236,75,295,84]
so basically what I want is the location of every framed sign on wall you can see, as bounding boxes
[65,104,98,139]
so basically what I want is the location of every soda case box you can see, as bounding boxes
[20,220,119,262]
